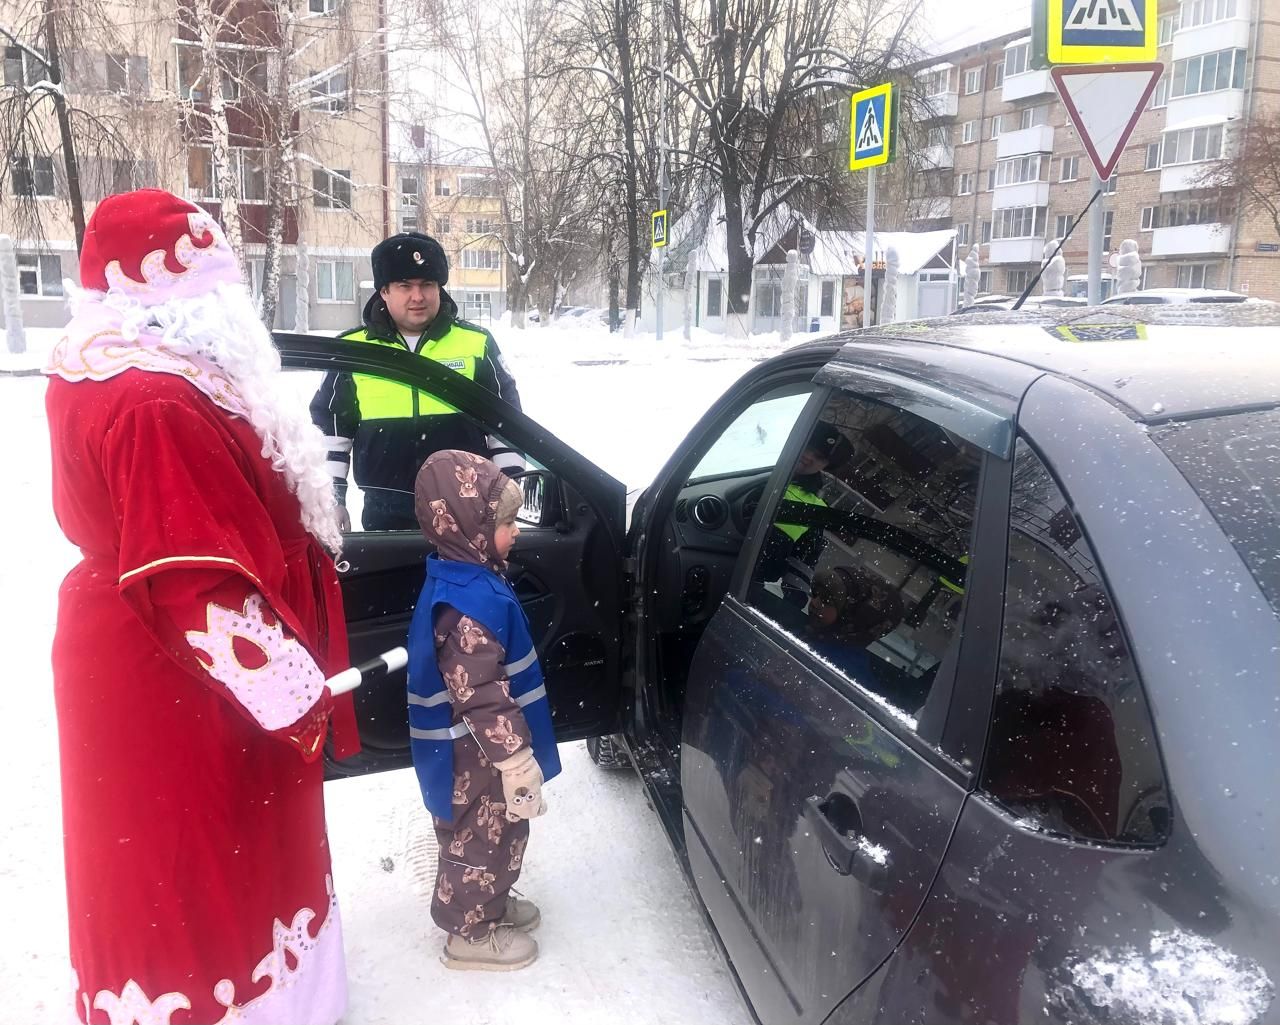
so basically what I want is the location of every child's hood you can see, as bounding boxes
[415,450,513,573]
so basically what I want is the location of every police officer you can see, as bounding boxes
[311,232,523,531]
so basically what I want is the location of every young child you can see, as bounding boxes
[407,450,560,971]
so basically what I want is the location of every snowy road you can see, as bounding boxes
[0,325,779,1025]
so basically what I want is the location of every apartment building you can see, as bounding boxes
[2,0,388,331]
[910,0,1278,299]
[393,131,506,323]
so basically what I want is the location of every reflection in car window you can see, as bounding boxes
[983,440,1170,846]
[690,389,812,480]
[746,392,981,733]
[1153,409,1280,616]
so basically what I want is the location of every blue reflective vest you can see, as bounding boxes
[406,555,561,821]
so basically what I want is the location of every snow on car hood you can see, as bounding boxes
[1058,929,1273,1025]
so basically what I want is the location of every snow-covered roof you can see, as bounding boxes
[670,196,956,278]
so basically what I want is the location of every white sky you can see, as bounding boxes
[922,0,1033,55]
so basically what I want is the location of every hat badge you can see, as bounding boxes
[412,250,424,265]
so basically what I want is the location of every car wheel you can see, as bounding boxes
[586,734,631,769]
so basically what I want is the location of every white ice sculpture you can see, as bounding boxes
[1041,239,1067,298]
[1116,239,1142,294]
[880,245,900,325]
[962,245,981,307]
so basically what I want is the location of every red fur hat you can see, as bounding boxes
[78,188,242,304]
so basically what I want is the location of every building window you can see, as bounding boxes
[957,172,975,195]
[994,205,1047,240]
[459,174,497,197]
[10,154,54,197]
[1019,104,1051,131]
[961,120,978,144]
[4,45,40,87]
[1171,48,1246,99]
[1179,0,1238,29]
[465,217,494,234]
[820,279,835,318]
[175,45,204,101]
[1102,210,1114,251]
[399,176,419,231]
[1103,175,1118,195]
[16,252,63,296]
[1141,206,1157,231]
[1149,72,1169,108]
[1061,156,1079,182]
[308,0,340,14]
[434,177,452,197]
[963,67,983,94]
[919,67,951,96]
[978,269,994,292]
[316,259,354,301]
[1158,197,1228,226]
[1054,213,1072,239]
[996,153,1049,187]
[436,216,451,234]
[237,149,266,202]
[1146,142,1162,170]
[983,440,1170,846]
[310,69,349,113]
[993,61,1005,88]
[106,53,129,94]
[1176,263,1216,288]
[981,219,993,244]
[312,167,352,209]
[410,123,426,148]
[989,115,1003,139]
[957,222,971,247]
[1005,41,1029,78]
[1162,123,1226,165]
[462,248,502,270]
[1158,13,1178,44]
[1006,269,1030,293]
[186,147,217,200]
[706,278,723,317]
[985,169,996,192]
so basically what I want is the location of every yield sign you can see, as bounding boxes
[1052,63,1163,180]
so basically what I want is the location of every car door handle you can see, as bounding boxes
[803,794,890,889]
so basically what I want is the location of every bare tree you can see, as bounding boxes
[1196,108,1280,242]
[665,0,923,331]
[1,0,139,249]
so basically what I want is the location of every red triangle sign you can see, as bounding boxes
[1052,63,1164,181]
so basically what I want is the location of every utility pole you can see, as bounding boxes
[655,0,667,341]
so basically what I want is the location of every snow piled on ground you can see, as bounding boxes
[0,320,780,1025]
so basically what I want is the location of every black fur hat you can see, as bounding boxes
[372,232,449,289]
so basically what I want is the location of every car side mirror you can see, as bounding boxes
[511,469,556,528]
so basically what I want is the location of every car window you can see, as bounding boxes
[744,391,982,733]
[1152,408,1280,616]
[982,440,1170,846]
[287,366,534,534]
[690,388,813,481]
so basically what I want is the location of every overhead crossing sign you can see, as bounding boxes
[1048,0,1157,64]
[848,83,896,171]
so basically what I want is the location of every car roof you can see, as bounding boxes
[1104,288,1247,302]
[829,303,1280,423]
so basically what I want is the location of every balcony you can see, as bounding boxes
[988,238,1045,264]
[997,125,1055,158]
[1151,222,1233,256]
[910,196,953,222]
[922,91,960,119]
[1166,89,1246,127]
[1002,69,1054,103]
[992,182,1050,209]
[923,142,955,169]
[1173,10,1251,60]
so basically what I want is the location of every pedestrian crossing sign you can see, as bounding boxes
[651,209,668,248]
[1048,0,1157,64]
[849,83,895,171]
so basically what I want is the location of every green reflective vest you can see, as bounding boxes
[341,324,490,420]
[777,483,827,541]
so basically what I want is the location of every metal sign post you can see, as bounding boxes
[1088,169,1105,304]
[849,82,896,331]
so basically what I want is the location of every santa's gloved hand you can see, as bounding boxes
[495,749,547,822]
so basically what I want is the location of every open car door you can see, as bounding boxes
[273,333,627,779]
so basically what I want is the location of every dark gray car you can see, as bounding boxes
[278,303,1280,1025]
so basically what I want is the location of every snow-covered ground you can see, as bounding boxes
[0,318,803,1025]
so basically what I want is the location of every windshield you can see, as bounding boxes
[1153,409,1280,615]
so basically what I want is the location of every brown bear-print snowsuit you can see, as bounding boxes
[416,451,536,939]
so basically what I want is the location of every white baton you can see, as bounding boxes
[327,646,409,696]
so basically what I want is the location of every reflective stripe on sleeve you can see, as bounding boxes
[503,648,538,676]
[410,723,470,741]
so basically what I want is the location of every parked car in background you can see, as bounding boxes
[956,296,1087,313]
[1102,287,1254,305]
[277,303,1280,1025]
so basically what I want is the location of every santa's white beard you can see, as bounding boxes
[87,282,344,554]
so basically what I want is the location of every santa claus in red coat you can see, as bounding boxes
[44,189,361,1025]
